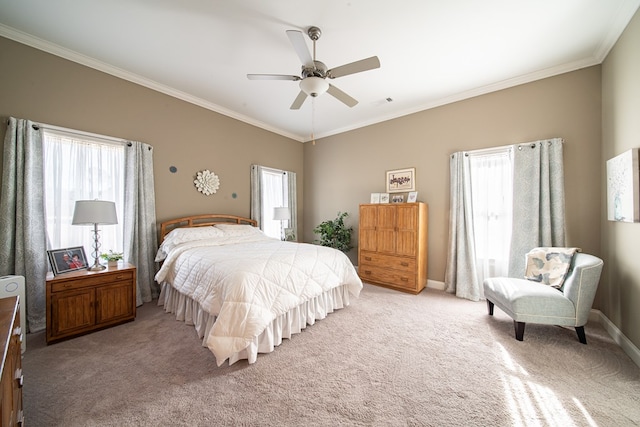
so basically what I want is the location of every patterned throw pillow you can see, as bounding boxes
[524,247,580,289]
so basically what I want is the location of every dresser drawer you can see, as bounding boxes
[360,251,415,272]
[50,270,134,293]
[358,265,416,289]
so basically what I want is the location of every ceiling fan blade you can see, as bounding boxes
[327,56,380,79]
[247,74,300,81]
[286,30,314,67]
[290,91,308,110]
[327,84,358,107]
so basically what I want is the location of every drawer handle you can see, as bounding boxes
[364,257,372,261]
[400,262,409,267]
[63,283,72,288]
[115,274,126,280]
[364,270,372,274]
[15,368,23,387]
[400,277,409,282]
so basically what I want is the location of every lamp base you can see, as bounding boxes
[88,259,105,271]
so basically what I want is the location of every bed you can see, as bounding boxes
[155,214,363,366]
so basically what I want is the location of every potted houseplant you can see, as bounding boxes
[313,211,353,253]
[100,250,124,267]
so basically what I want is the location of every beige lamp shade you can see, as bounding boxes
[72,200,118,225]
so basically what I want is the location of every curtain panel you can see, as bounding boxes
[0,117,48,332]
[124,141,159,305]
[444,152,481,300]
[508,138,566,277]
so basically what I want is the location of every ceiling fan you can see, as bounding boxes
[247,26,380,110]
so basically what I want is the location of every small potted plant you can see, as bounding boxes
[100,250,124,267]
[313,211,353,253]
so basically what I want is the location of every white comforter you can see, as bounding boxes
[155,234,362,365]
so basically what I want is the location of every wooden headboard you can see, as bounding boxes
[159,214,258,242]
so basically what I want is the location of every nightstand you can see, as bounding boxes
[46,263,136,344]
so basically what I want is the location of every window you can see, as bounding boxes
[43,130,125,262]
[251,165,297,241]
[259,167,289,239]
[468,149,513,282]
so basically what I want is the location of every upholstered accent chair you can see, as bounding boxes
[483,252,604,344]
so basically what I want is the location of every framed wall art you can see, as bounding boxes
[407,191,418,203]
[380,193,390,203]
[386,167,416,193]
[391,194,404,203]
[607,148,640,222]
[370,193,381,203]
[47,246,88,275]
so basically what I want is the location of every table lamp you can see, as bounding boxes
[72,200,118,271]
[273,207,291,241]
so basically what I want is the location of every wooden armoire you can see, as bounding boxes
[358,202,428,294]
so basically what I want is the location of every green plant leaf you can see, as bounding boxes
[313,211,353,253]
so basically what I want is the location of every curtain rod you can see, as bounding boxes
[464,143,513,157]
[461,137,564,157]
[33,121,130,146]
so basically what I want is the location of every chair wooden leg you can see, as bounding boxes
[514,321,525,341]
[575,326,587,344]
[487,300,494,316]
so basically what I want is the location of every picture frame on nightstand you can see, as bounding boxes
[47,246,88,276]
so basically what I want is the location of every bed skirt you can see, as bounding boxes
[157,282,351,365]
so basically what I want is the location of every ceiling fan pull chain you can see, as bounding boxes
[311,97,316,145]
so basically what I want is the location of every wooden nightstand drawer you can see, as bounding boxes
[50,270,134,293]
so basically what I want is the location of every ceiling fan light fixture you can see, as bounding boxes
[300,77,329,97]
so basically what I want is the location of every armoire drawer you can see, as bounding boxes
[358,265,416,290]
[359,251,415,272]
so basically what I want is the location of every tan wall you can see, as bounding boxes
[601,9,640,348]
[304,67,602,278]
[0,36,303,230]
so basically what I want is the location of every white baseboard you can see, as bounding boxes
[590,309,640,368]
[427,279,446,291]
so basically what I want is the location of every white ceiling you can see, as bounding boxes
[1,0,639,142]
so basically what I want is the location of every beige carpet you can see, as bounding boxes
[23,284,640,426]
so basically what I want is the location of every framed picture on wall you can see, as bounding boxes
[607,148,640,222]
[386,167,416,193]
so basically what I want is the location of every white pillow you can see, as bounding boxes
[164,226,225,245]
[214,224,262,237]
[155,227,226,261]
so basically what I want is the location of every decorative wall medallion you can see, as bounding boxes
[194,170,220,195]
